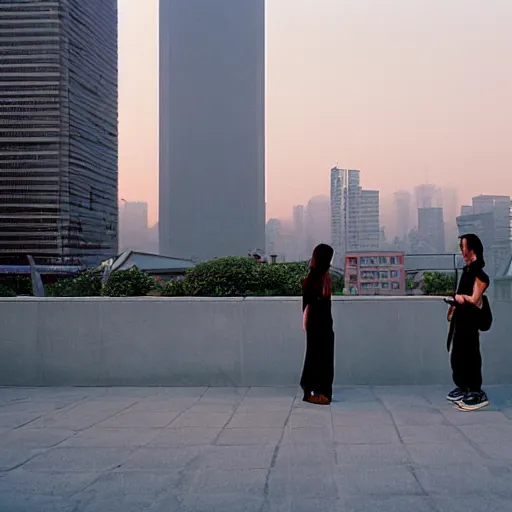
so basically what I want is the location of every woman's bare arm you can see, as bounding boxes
[302,305,309,331]
[461,278,487,307]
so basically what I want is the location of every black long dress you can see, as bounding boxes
[448,260,489,392]
[300,275,335,401]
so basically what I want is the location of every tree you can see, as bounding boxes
[422,272,456,296]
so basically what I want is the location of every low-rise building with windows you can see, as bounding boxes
[344,251,406,296]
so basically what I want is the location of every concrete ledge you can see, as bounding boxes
[1,297,510,386]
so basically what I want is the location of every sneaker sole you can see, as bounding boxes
[457,400,489,411]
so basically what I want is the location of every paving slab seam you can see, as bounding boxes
[163,386,212,428]
[1,453,47,473]
[211,386,251,445]
[370,386,440,512]
[5,395,93,431]
[260,394,298,512]
[422,392,495,462]
[89,386,225,505]
[329,402,339,466]
[66,398,147,434]
[103,387,212,478]
[59,445,161,508]
[9,415,45,431]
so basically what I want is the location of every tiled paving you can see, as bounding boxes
[1,386,512,511]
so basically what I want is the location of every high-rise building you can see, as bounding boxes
[119,202,149,253]
[472,195,510,243]
[359,190,380,250]
[457,195,512,277]
[418,208,446,253]
[148,223,159,255]
[393,191,412,243]
[265,219,281,257]
[330,168,361,265]
[159,0,265,262]
[415,184,441,210]
[330,167,379,264]
[0,0,118,267]
[305,195,330,252]
[441,188,459,250]
[292,205,306,261]
[457,211,494,257]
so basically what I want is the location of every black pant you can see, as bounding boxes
[450,327,482,392]
[300,325,334,401]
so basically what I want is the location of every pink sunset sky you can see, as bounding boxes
[119,0,512,227]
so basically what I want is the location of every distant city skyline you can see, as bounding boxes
[119,0,512,226]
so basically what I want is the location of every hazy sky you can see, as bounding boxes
[119,0,512,225]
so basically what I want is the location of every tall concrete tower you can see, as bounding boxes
[159,0,265,261]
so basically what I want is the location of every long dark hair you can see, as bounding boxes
[304,243,334,297]
[460,233,485,268]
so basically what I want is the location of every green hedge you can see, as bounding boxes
[46,273,102,297]
[101,267,156,297]
[0,276,32,296]
[1,258,344,298]
[0,284,16,297]
[164,258,343,297]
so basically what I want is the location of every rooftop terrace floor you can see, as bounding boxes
[1,386,512,511]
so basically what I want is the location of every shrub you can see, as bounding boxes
[46,272,102,297]
[183,258,314,297]
[331,274,345,295]
[0,284,16,297]
[250,263,291,296]
[5,276,32,295]
[184,257,260,296]
[33,258,341,298]
[255,261,309,296]
[162,279,187,297]
[406,278,416,289]
[422,272,456,296]
[102,266,156,297]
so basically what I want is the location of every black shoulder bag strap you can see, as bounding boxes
[446,255,459,352]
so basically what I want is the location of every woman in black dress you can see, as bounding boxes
[446,234,490,411]
[300,244,335,405]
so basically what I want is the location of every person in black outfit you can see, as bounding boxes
[300,244,335,405]
[446,234,489,411]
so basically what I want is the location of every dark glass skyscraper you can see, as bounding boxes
[0,0,118,267]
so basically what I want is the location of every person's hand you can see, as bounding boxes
[455,294,465,304]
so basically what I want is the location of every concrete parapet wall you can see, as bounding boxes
[0,297,510,386]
